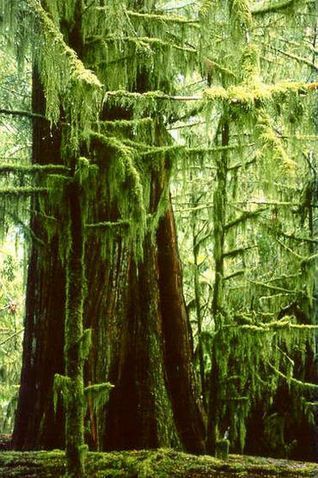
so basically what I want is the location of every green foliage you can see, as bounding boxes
[0,245,24,433]
[2,0,102,150]
[172,0,318,456]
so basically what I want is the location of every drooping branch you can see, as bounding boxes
[222,245,255,259]
[0,329,24,348]
[88,35,197,54]
[222,319,318,332]
[85,220,130,229]
[6,211,45,247]
[246,279,297,294]
[125,9,199,25]
[224,208,267,231]
[224,269,245,281]
[25,0,103,140]
[270,228,318,244]
[26,0,101,88]
[267,362,318,391]
[265,44,318,72]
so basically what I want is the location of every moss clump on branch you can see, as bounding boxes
[84,383,114,413]
[88,131,149,258]
[0,164,70,174]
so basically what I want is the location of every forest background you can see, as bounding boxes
[1,0,318,477]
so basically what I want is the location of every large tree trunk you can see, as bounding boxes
[104,234,181,450]
[14,194,205,454]
[103,203,205,453]
[12,68,65,450]
[157,203,206,453]
[13,0,205,454]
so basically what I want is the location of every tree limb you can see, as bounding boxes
[0,108,45,120]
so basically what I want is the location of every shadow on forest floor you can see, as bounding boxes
[1,447,318,477]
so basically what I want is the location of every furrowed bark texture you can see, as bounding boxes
[12,68,65,450]
[13,0,205,454]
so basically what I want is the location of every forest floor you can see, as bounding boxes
[0,447,318,477]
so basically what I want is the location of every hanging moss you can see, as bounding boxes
[204,80,318,107]
[53,373,72,414]
[256,109,297,175]
[103,90,179,120]
[87,131,147,258]
[209,308,318,452]
[5,0,103,149]
[96,35,197,55]
[4,0,318,464]
[228,0,252,32]
[84,383,114,413]
[97,118,155,144]
[240,43,260,83]
[41,0,78,26]
[81,0,200,91]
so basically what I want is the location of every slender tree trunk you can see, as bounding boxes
[191,206,206,405]
[206,120,229,454]
[64,177,86,477]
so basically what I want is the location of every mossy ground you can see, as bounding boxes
[0,448,318,477]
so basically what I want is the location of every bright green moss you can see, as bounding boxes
[1,449,318,477]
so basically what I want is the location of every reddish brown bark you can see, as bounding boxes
[12,68,65,450]
[104,245,167,450]
[158,203,206,453]
[102,201,205,453]
[13,7,205,453]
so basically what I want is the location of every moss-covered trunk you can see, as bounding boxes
[13,0,205,456]
[12,67,65,450]
[63,177,86,477]
[104,233,181,450]
[206,120,229,454]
